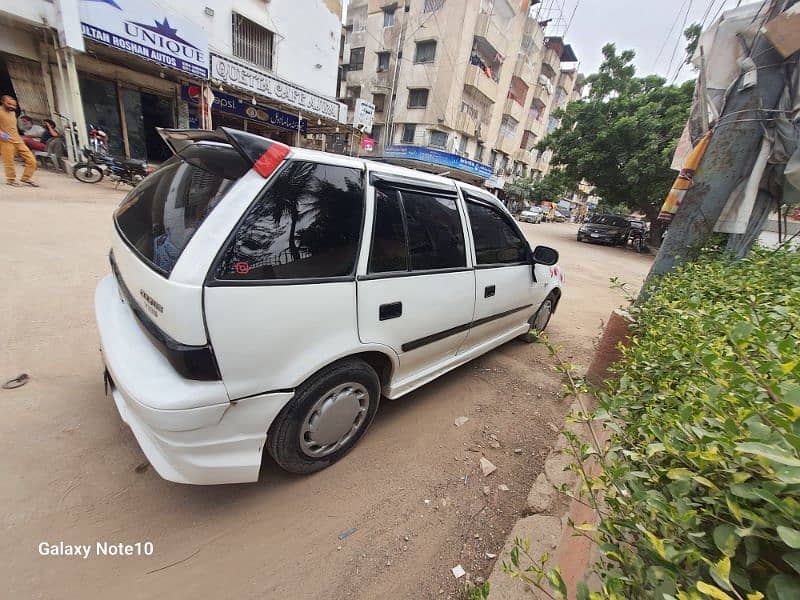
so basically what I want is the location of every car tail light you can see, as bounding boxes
[252,142,290,178]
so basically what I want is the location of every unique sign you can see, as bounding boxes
[361,137,375,151]
[182,85,307,134]
[384,145,493,179]
[79,0,208,78]
[210,53,345,122]
[353,98,375,133]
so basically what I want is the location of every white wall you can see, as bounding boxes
[0,0,58,29]
[166,0,343,97]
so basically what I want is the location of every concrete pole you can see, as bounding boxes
[62,48,89,150]
[641,5,787,294]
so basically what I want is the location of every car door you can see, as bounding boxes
[356,175,475,384]
[460,193,548,352]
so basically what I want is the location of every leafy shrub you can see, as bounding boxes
[589,247,800,599]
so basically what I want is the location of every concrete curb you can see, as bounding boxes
[486,397,601,599]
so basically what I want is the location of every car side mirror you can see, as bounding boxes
[531,245,559,266]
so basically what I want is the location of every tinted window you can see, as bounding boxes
[216,161,364,280]
[369,188,408,273]
[467,201,528,265]
[402,191,466,270]
[115,152,239,275]
[588,215,629,228]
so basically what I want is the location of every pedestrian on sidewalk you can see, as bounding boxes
[0,95,38,187]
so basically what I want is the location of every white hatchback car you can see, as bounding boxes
[95,127,564,485]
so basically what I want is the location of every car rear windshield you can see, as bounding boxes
[114,143,249,276]
[588,215,628,228]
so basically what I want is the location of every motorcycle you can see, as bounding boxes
[88,123,109,155]
[73,147,151,187]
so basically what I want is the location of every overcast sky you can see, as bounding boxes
[561,0,749,83]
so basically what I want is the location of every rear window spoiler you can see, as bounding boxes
[157,127,290,178]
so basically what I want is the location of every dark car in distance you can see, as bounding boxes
[577,215,631,246]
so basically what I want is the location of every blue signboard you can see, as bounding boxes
[383,145,492,179]
[182,85,307,134]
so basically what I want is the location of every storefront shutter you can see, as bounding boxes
[6,57,50,120]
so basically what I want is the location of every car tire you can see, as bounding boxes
[518,293,556,343]
[267,359,381,474]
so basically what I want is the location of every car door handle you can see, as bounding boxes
[484,285,496,298]
[379,301,402,321]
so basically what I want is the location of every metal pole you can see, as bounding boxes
[641,2,787,294]
[297,110,302,147]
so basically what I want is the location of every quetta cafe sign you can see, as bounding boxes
[211,54,345,122]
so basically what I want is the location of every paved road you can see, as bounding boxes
[0,169,652,599]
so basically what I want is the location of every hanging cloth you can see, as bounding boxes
[658,131,713,222]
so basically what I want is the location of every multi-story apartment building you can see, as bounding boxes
[339,0,580,193]
[0,0,348,162]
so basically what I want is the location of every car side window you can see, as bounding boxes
[369,188,408,273]
[368,186,466,273]
[466,200,528,265]
[216,161,364,280]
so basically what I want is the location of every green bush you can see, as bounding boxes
[590,247,800,599]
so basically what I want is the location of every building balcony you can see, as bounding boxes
[464,65,497,103]
[513,56,536,85]
[454,111,479,137]
[503,98,525,124]
[495,135,517,155]
[524,117,545,137]
[475,12,508,57]
[542,47,560,73]
[513,148,535,165]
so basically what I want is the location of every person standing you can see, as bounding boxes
[0,95,38,187]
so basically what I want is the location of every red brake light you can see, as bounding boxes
[252,142,290,178]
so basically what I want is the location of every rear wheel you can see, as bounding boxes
[267,359,381,474]
[518,293,556,343]
[73,163,103,183]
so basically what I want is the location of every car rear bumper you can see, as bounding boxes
[95,275,293,484]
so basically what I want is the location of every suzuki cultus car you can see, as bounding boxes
[95,127,564,484]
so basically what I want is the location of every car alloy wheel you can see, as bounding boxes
[299,382,370,458]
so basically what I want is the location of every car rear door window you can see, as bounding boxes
[402,191,466,270]
[216,161,364,281]
[369,188,408,273]
[466,200,528,265]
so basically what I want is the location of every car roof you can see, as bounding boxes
[288,147,506,212]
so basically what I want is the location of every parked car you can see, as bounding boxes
[518,206,543,224]
[577,214,631,245]
[95,127,565,485]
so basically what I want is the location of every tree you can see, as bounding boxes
[505,170,571,206]
[537,43,694,245]
[684,23,702,65]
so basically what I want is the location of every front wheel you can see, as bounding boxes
[73,163,103,183]
[519,294,556,343]
[267,359,381,474]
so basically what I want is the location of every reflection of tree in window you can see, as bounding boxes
[218,161,364,280]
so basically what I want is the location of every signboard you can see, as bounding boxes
[384,145,493,179]
[79,0,208,78]
[361,137,375,152]
[210,53,346,122]
[353,98,375,133]
[182,85,307,133]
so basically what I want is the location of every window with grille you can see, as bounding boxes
[232,13,275,70]
[429,130,447,148]
[408,88,429,108]
[499,115,518,139]
[383,9,395,27]
[349,47,365,71]
[345,86,361,111]
[402,124,416,144]
[373,93,386,113]
[414,40,437,63]
[377,52,390,72]
[424,0,446,13]
[521,130,537,152]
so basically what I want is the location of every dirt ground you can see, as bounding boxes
[0,169,652,599]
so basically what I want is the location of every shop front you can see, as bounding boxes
[71,0,208,161]
[208,52,348,150]
[182,85,307,146]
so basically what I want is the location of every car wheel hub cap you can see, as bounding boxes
[300,383,369,458]
[533,300,552,331]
